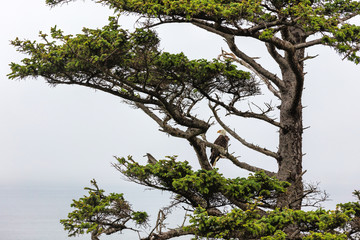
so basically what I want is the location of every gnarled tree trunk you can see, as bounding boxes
[276,27,306,209]
[277,91,303,209]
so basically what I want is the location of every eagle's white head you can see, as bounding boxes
[217,129,227,136]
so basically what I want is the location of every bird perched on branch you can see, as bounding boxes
[210,129,230,167]
[145,153,157,164]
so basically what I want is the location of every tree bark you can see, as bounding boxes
[276,27,306,209]
[188,136,212,170]
[277,89,304,209]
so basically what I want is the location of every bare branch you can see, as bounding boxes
[191,18,234,39]
[299,182,330,208]
[225,36,286,91]
[210,105,279,160]
[141,227,193,240]
[198,89,281,128]
[265,42,288,71]
[135,103,211,170]
[251,101,276,118]
[187,135,213,170]
[135,103,186,137]
[295,38,323,49]
[299,54,319,62]
[219,49,282,100]
[155,210,166,234]
[201,138,276,176]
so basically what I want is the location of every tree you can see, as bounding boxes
[8,0,360,239]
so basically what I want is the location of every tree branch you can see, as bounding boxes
[198,133,276,176]
[219,49,282,100]
[190,16,295,52]
[135,103,211,169]
[295,38,323,49]
[135,102,188,139]
[265,42,289,71]
[197,88,281,128]
[201,138,276,176]
[225,36,285,91]
[187,136,212,170]
[210,104,279,160]
[141,227,193,240]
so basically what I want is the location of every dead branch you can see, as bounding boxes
[219,49,282,100]
[199,89,282,128]
[299,54,319,62]
[210,104,279,160]
[224,36,285,91]
[141,227,193,240]
[156,210,166,234]
[200,138,276,176]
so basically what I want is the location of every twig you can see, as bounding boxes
[210,104,279,160]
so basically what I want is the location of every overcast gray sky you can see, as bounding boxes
[1,0,360,213]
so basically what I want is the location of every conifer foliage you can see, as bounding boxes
[9,0,360,239]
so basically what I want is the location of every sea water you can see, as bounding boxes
[0,184,186,240]
[0,185,126,240]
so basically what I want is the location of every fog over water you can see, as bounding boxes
[1,1,360,239]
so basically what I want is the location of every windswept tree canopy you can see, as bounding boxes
[9,16,264,172]
[8,0,360,239]
[45,0,360,63]
[61,157,360,239]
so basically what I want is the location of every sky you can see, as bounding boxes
[1,0,360,233]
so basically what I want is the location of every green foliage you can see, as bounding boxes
[60,179,148,238]
[13,0,360,239]
[303,232,347,240]
[115,157,360,239]
[259,28,275,40]
[187,204,358,239]
[45,0,360,63]
[47,0,264,21]
[9,17,257,102]
[261,230,287,240]
[131,211,149,225]
[116,156,289,209]
[62,158,360,239]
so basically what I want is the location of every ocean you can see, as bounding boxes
[0,185,137,240]
[0,184,186,240]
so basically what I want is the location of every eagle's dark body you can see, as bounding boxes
[210,131,230,166]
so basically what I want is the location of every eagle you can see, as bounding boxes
[210,129,230,167]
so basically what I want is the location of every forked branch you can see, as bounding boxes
[136,103,211,169]
[219,49,282,100]
[141,227,193,240]
[200,139,276,176]
[225,36,285,90]
[210,104,279,160]
[198,89,281,128]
